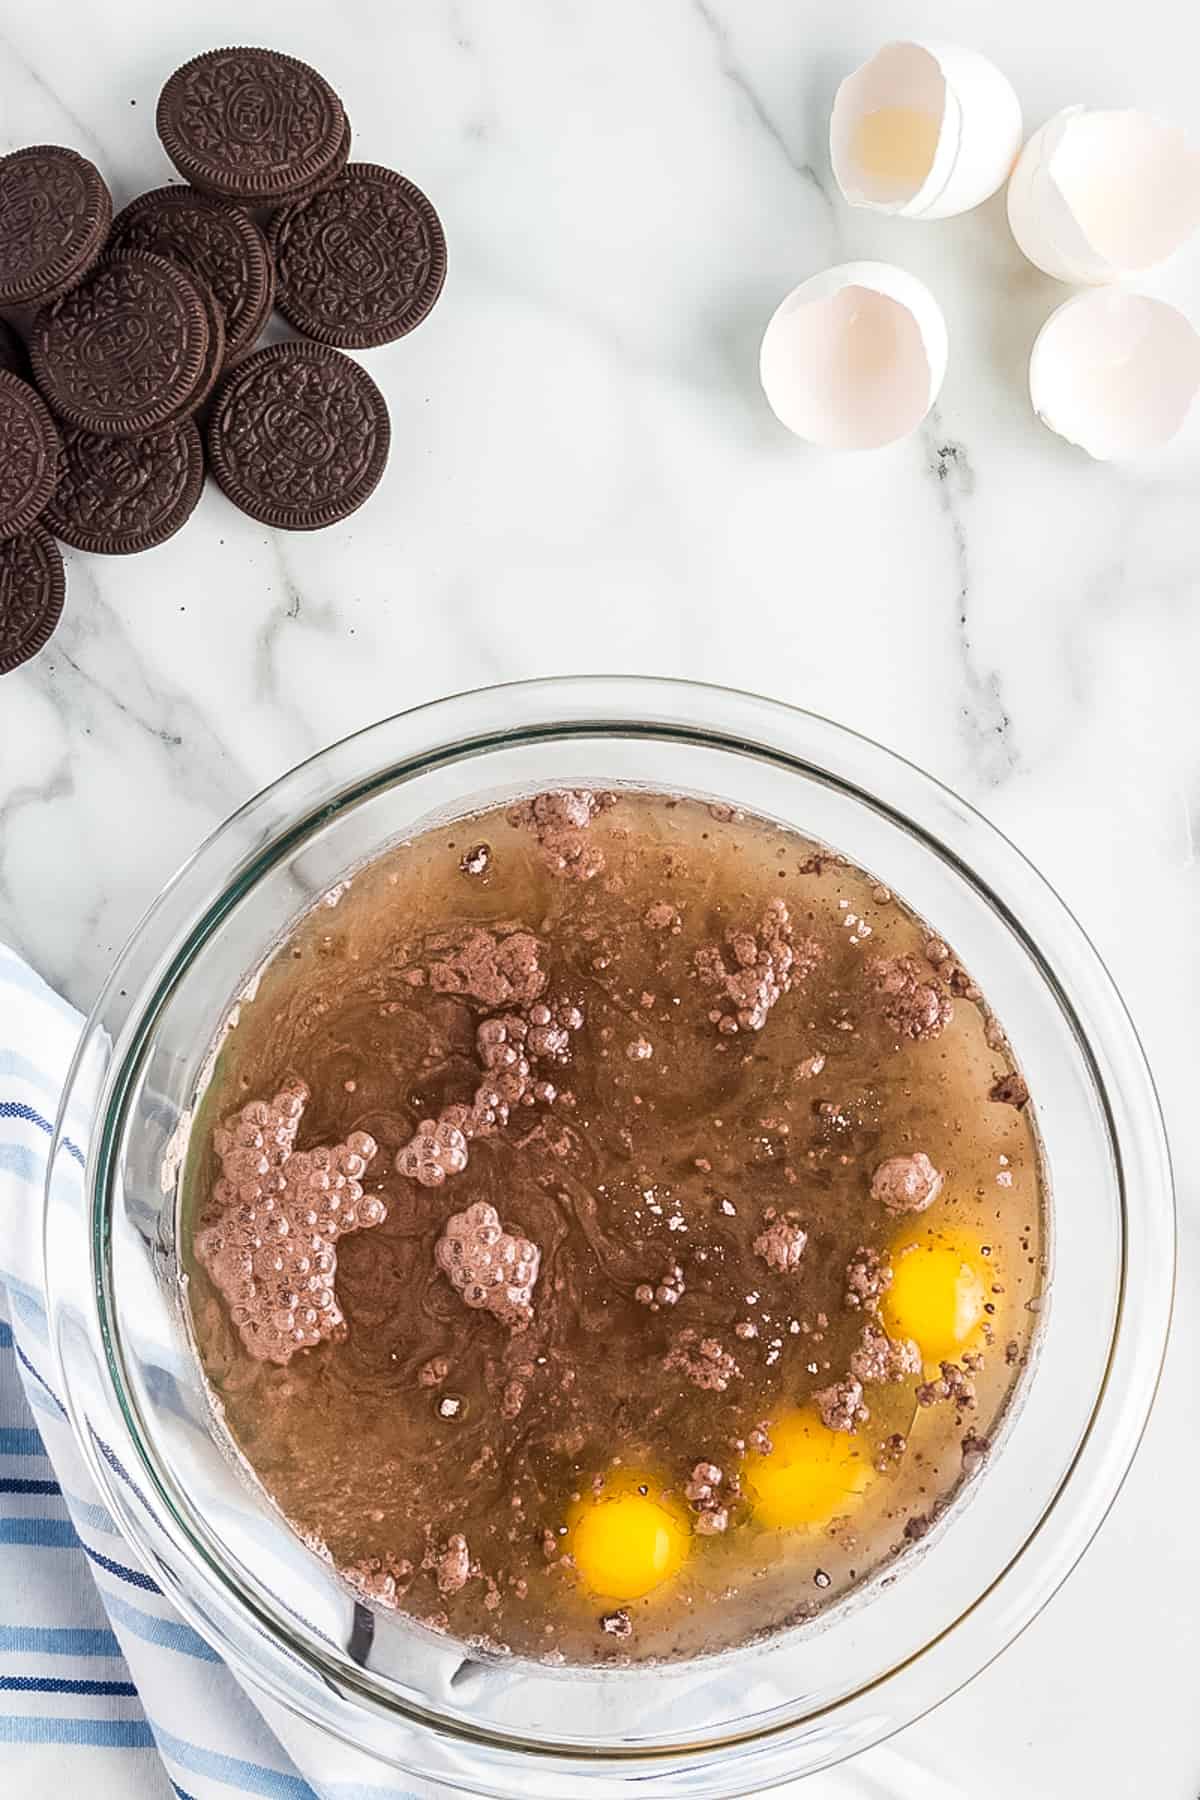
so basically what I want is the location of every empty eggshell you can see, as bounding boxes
[760,261,948,450]
[830,41,1022,220]
[1008,107,1200,284]
[1029,290,1200,459]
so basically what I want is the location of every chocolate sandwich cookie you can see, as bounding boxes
[44,420,204,555]
[0,525,65,674]
[0,372,62,539]
[30,253,214,437]
[109,186,273,362]
[267,111,352,208]
[205,341,390,531]
[268,163,446,348]
[0,320,28,378]
[0,145,112,309]
[157,47,348,205]
[165,267,226,425]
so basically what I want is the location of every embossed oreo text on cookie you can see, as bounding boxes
[157,47,348,203]
[269,163,447,348]
[205,341,391,530]
[109,186,274,361]
[0,145,112,308]
[0,373,63,539]
[30,253,213,437]
[45,422,205,556]
[0,526,66,676]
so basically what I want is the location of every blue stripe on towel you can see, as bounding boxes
[0,1516,81,1548]
[0,1427,44,1457]
[0,1715,157,1748]
[0,1625,122,1656]
[82,1543,162,1594]
[0,1674,138,1696]
[103,1593,221,1664]
[153,1723,320,1800]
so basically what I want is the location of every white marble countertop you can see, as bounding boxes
[2,1,1198,1794]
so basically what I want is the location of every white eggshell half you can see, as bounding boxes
[830,40,1022,220]
[760,261,948,450]
[1008,107,1200,284]
[1030,290,1200,459]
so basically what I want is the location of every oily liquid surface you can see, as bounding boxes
[183,792,1044,1665]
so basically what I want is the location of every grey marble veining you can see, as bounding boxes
[1,2,1198,1793]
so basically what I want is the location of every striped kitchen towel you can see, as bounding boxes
[0,942,429,1800]
[0,939,953,1800]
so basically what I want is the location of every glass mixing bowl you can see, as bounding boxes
[44,678,1173,1798]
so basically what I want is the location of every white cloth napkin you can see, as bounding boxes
[0,940,959,1800]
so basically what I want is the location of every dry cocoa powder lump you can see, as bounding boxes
[848,1321,922,1385]
[870,954,953,1041]
[754,1214,808,1274]
[814,1375,869,1433]
[870,1151,943,1216]
[193,1080,384,1364]
[434,1201,541,1329]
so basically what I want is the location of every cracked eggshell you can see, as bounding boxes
[830,41,1022,220]
[1030,290,1200,460]
[760,261,948,450]
[1008,107,1200,284]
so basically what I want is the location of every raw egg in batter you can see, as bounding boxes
[743,1407,872,1530]
[884,1233,989,1364]
[567,1476,690,1601]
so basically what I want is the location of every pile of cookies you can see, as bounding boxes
[0,45,446,675]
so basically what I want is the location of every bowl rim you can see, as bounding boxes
[45,676,1175,1794]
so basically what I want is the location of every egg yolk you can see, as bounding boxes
[567,1478,690,1601]
[883,1235,989,1364]
[742,1407,872,1531]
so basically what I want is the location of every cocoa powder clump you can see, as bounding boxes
[195,1082,383,1365]
[990,1071,1030,1109]
[427,927,547,1008]
[870,1151,943,1216]
[665,1331,741,1392]
[813,1376,869,1433]
[694,899,821,1034]
[870,955,952,1041]
[435,1201,541,1329]
[507,790,615,881]
[845,1246,893,1312]
[849,1321,922,1385]
[753,1214,808,1275]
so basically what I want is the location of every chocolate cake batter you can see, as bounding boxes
[183,790,1045,1664]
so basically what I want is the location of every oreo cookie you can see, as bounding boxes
[268,111,353,208]
[109,186,274,362]
[0,145,112,309]
[157,47,348,205]
[30,253,215,437]
[0,372,62,539]
[165,265,226,427]
[0,525,65,674]
[268,163,446,349]
[44,421,204,555]
[205,341,390,531]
